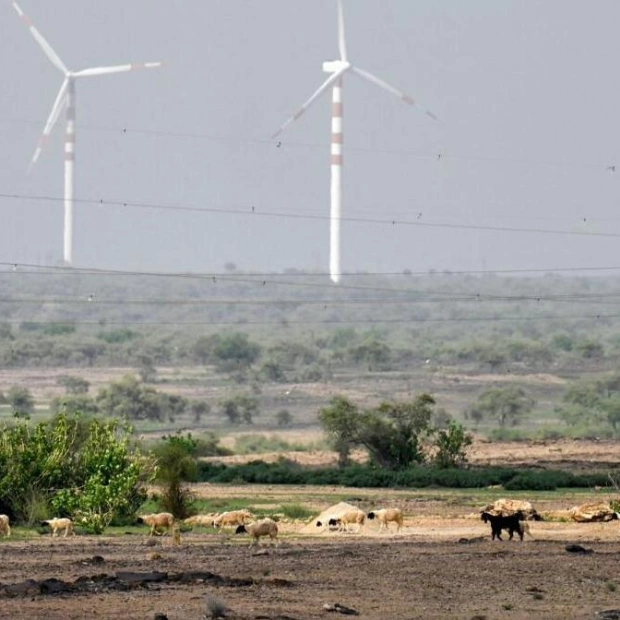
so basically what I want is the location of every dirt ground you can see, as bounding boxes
[204,436,620,471]
[2,481,620,620]
[0,361,619,620]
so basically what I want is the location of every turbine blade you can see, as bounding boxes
[12,1,68,74]
[272,67,349,139]
[352,66,437,120]
[30,78,69,166]
[337,0,347,61]
[73,62,162,78]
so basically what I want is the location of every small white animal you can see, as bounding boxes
[367,508,404,532]
[212,510,254,529]
[0,514,11,537]
[329,509,365,533]
[137,512,175,536]
[235,518,279,547]
[41,517,74,537]
[183,513,218,527]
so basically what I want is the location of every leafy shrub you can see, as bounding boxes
[193,432,232,457]
[6,386,34,418]
[504,472,566,491]
[433,421,473,468]
[151,433,198,519]
[0,415,153,531]
[97,329,138,344]
[43,323,76,336]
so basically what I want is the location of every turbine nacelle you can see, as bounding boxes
[322,60,350,75]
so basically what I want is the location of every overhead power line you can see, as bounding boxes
[3,261,620,279]
[2,117,616,173]
[2,312,619,327]
[3,291,620,307]
[3,262,620,302]
[3,192,620,239]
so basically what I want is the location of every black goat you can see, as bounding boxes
[316,518,342,531]
[481,510,525,541]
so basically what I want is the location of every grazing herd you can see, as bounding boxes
[0,496,617,545]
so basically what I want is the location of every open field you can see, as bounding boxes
[2,479,620,620]
[1,365,620,618]
[204,436,620,472]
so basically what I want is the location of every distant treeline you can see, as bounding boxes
[1,270,620,374]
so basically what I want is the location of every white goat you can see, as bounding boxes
[0,514,10,537]
[137,512,175,536]
[329,509,365,533]
[42,518,74,537]
[367,508,404,533]
[235,518,279,547]
[213,510,254,529]
[184,513,218,527]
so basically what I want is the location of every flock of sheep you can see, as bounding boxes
[140,509,279,546]
[316,508,404,533]
[0,497,617,546]
[0,506,402,546]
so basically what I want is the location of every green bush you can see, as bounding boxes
[195,460,610,490]
[152,433,198,519]
[0,415,153,531]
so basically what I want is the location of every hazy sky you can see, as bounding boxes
[2,1,620,276]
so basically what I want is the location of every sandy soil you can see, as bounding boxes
[2,484,620,620]
[202,437,620,470]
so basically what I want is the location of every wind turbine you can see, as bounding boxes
[273,0,436,283]
[12,1,162,265]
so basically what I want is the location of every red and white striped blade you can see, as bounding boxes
[272,66,349,139]
[73,62,162,78]
[12,1,68,75]
[337,0,347,61]
[30,78,69,167]
[352,66,437,120]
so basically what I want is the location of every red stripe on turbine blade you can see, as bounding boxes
[402,95,415,105]
[65,134,76,143]
[331,133,343,144]
[331,154,343,166]
[293,109,305,120]
[64,153,75,162]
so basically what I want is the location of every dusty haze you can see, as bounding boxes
[2,1,619,276]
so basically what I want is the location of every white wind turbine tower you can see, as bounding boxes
[273,0,436,283]
[13,1,162,265]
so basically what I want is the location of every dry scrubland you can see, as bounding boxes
[1,366,620,618]
[1,442,620,620]
[0,365,580,438]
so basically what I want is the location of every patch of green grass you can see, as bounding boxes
[105,525,150,536]
[232,434,326,455]
[0,527,42,541]
[278,503,316,520]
